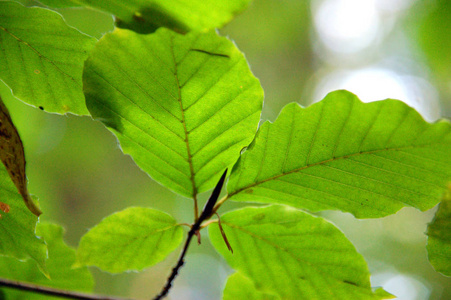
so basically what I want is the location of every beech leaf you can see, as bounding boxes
[38,0,253,34]
[0,223,94,300]
[0,158,46,272]
[427,185,451,276]
[84,28,262,198]
[227,90,451,218]
[209,205,393,299]
[75,207,184,273]
[0,1,96,115]
[223,272,280,300]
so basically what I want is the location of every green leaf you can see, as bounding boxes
[209,205,392,299]
[41,0,252,34]
[0,1,96,115]
[0,162,47,273]
[75,207,184,273]
[32,0,83,8]
[84,28,263,198]
[0,223,94,300]
[223,272,280,300]
[427,185,451,276]
[227,90,451,218]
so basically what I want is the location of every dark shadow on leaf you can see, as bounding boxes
[115,4,190,34]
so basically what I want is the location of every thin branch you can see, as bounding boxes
[153,169,228,299]
[152,224,198,300]
[193,196,199,222]
[0,278,131,300]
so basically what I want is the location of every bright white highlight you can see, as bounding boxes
[313,68,441,121]
[313,0,380,53]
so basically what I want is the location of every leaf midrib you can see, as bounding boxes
[229,140,451,198]
[170,35,197,199]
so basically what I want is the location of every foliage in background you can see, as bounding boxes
[0,0,450,299]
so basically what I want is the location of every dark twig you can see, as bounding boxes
[153,169,228,300]
[0,278,131,300]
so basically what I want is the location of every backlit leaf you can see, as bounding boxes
[427,185,451,276]
[227,90,451,218]
[209,205,393,299]
[75,207,183,273]
[84,28,263,198]
[0,1,96,115]
[223,272,279,300]
[0,223,94,300]
[38,0,253,34]
[0,97,40,216]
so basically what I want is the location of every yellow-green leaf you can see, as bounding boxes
[39,0,253,34]
[0,223,94,300]
[76,207,184,273]
[223,272,280,300]
[228,90,451,218]
[84,28,262,198]
[0,1,96,115]
[427,185,451,276]
[209,205,393,299]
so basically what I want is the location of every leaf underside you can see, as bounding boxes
[427,185,451,276]
[0,223,94,300]
[209,205,393,299]
[228,90,451,218]
[84,28,263,198]
[75,207,183,273]
[0,1,96,115]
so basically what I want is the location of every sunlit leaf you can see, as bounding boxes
[209,205,393,299]
[38,0,252,34]
[427,185,451,276]
[0,97,40,216]
[84,28,262,198]
[0,223,94,300]
[75,207,184,273]
[227,90,451,218]
[0,1,96,115]
[0,163,46,273]
[223,272,279,300]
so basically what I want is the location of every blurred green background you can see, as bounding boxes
[1,0,451,299]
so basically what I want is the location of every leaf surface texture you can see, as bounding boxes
[228,90,451,218]
[75,207,183,273]
[84,28,263,198]
[209,205,393,299]
[0,163,46,272]
[0,223,94,300]
[223,272,280,300]
[0,1,96,115]
[39,0,252,33]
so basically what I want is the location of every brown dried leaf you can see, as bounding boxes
[0,97,41,216]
